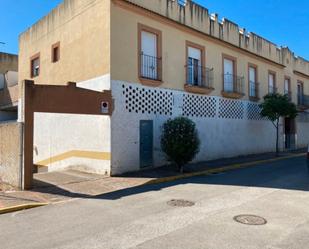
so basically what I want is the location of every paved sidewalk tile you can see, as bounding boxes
[0,149,306,212]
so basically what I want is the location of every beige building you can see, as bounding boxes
[16,0,309,178]
[0,52,18,121]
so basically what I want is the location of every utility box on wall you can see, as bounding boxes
[101,101,109,114]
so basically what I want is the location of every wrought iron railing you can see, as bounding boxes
[297,94,309,107]
[140,53,162,81]
[186,64,213,89]
[222,74,244,94]
[268,86,277,94]
[249,81,259,99]
[284,90,292,101]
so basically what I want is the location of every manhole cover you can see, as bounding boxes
[233,215,267,225]
[167,199,195,207]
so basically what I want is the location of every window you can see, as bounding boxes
[297,81,304,105]
[30,53,40,78]
[248,64,258,99]
[138,23,162,83]
[284,77,291,100]
[222,54,237,92]
[52,42,60,63]
[186,41,205,87]
[268,71,276,94]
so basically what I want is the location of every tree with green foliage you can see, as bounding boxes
[161,117,200,173]
[259,93,298,156]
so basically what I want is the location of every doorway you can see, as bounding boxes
[284,117,296,150]
[140,120,153,168]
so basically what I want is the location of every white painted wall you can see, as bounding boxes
[111,81,287,175]
[296,112,309,148]
[33,112,111,174]
[33,75,112,174]
[77,74,111,91]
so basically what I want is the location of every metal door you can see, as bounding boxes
[140,120,153,168]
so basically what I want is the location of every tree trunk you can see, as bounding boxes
[276,119,279,156]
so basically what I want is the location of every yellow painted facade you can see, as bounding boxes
[18,0,309,103]
[19,0,110,86]
[111,0,309,102]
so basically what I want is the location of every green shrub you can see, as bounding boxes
[161,117,200,173]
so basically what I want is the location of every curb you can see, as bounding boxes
[145,153,306,185]
[0,202,48,215]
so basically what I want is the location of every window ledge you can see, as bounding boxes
[249,96,260,102]
[184,84,214,95]
[139,77,163,87]
[221,91,244,99]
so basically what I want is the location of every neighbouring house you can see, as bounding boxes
[0,52,20,187]
[8,0,309,188]
[0,52,18,121]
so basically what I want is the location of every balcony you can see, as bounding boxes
[140,53,162,86]
[297,94,309,110]
[221,74,244,99]
[284,90,292,101]
[184,64,214,94]
[0,71,19,110]
[249,81,260,101]
[268,86,278,94]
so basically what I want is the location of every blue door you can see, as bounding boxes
[140,120,153,168]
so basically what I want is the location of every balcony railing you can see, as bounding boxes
[140,53,162,81]
[222,74,244,95]
[284,90,292,101]
[268,86,277,94]
[249,81,259,100]
[297,94,309,108]
[186,64,213,89]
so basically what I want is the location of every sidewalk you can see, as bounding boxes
[0,149,306,214]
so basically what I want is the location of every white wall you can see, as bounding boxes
[33,113,111,174]
[77,74,111,91]
[111,81,284,175]
[33,75,112,175]
[296,112,309,148]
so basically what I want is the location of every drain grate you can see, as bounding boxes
[233,215,267,225]
[167,199,195,207]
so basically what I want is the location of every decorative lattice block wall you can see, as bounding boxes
[182,94,216,118]
[247,102,265,120]
[121,83,270,122]
[218,98,244,119]
[122,84,173,115]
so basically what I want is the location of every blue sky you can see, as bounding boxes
[1,0,308,59]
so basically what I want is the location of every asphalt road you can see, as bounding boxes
[1,156,309,249]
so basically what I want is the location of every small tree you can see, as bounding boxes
[161,117,200,173]
[259,93,298,156]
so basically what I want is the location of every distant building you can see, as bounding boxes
[17,0,309,177]
[0,52,18,121]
